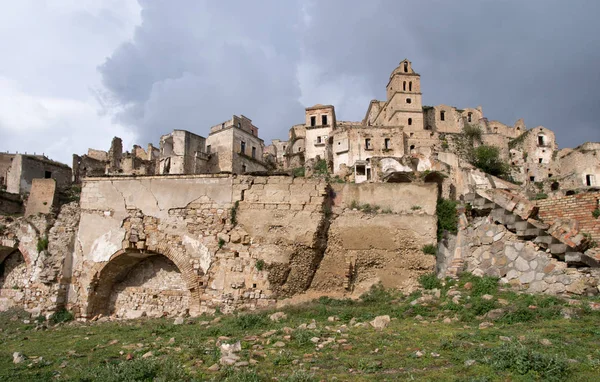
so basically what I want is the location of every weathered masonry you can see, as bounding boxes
[0,175,437,319]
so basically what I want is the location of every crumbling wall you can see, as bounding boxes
[536,191,600,243]
[463,218,599,296]
[310,182,438,295]
[0,202,79,316]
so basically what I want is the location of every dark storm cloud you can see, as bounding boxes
[300,0,600,147]
[98,0,305,144]
[99,0,600,148]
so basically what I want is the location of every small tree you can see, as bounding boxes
[471,145,509,177]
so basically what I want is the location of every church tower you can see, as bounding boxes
[384,59,423,130]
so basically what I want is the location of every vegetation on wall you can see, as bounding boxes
[463,124,482,143]
[436,198,458,240]
[470,145,509,177]
[292,167,305,177]
[313,159,328,176]
[36,236,49,253]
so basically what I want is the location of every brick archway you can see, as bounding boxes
[85,243,200,318]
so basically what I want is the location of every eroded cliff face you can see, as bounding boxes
[0,175,440,319]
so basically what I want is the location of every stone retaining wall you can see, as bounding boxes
[463,217,599,295]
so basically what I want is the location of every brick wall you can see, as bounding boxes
[536,192,600,242]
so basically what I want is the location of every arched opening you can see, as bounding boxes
[409,82,412,91]
[408,118,412,126]
[467,112,472,123]
[385,172,413,183]
[0,249,27,291]
[424,172,445,197]
[440,111,445,121]
[404,62,408,72]
[87,250,199,319]
[403,81,406,91]
[551,182,560,191]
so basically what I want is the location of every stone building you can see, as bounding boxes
[0,153,71,194]
[206,115,267,173]
[73,137,159,182]
[158,130,208,175]
[556,142,600,189]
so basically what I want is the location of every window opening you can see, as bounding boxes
[44,171,52,179]
[440,111,445,121]
[384,138,391,149]
[406,98,411,104]
[538,135,545,146]
[408,118,412,126]
[322,115,328,125]
[410,145,415,151]
[252,146,256,158]
[365,138,372,150]
[403,81,406,91]
[310,116,316,127]
[242,164,247,173]
[403,62,408,72]
[468,112,472,122]
[409,81,412,91]
[586,174,594,186]
[530,176,535,182]
[240,141,246,155]
[206,145,211,154]
[356,165,366,176]
[538,158,543,163]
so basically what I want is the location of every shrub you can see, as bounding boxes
[292,167,305,177]
[419,273,442,290]
[466,275,499,297]
[37,236,49,252]
[436,199,458,240]
[463,124,482,142]
[533,193,548,200]
[234,313,267,330]
[593,208,600,219]
[360,283,394,304]
[421,244,437,255]
[230,200,240,226]
[314,159,328,176]
[255,259,265,271]
[218,238,226,249]
[49,309,74,324]
[475,343,570,381]
[471,145,509,177]
[411,205,422,210]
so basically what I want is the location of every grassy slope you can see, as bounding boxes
[1,274,600,382]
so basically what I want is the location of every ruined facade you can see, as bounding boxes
[0,175,438,318]
[72,137,159,182]
[265,59,598,194]
[0,153,71,195]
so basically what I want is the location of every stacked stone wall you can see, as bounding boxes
[463,217,599,296]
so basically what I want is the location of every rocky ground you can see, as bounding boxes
[2,273,600,381]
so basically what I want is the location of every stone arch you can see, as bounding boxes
[424,172,445,197]
[86,244,201,318]
[0,248,28,290]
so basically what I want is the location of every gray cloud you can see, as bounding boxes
[98,0,305,144]
[298,0,600,147]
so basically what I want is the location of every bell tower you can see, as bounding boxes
[384,59,423,130]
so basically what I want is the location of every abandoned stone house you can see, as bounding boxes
[73,115,269,182]
[0,152,71,194]
[266,59,599,192]
[73,137,159,183]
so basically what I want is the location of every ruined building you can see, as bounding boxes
[73,115,268,182]
[1,57,599,321]
[266,59,599,196]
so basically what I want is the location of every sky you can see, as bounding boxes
[1,0,599,165]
